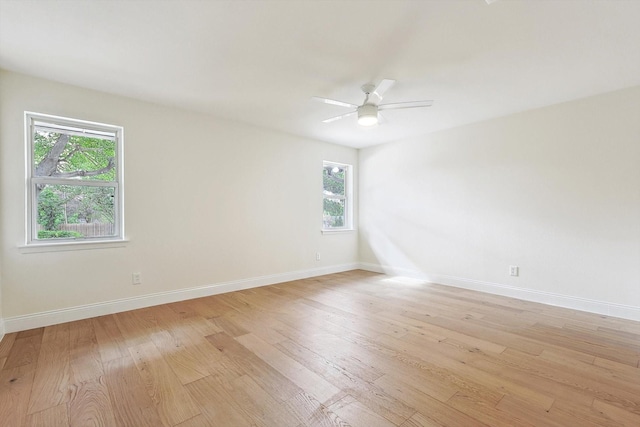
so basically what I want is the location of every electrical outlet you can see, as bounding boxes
[509,266,519,277]
[316,252,321,261]
[132,272,142,285]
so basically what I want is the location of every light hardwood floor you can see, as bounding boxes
[0,270,639,426]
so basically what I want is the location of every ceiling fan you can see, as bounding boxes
[313,79,434,127]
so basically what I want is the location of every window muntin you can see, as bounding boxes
[26,112,124,244]
[323,161,352,230]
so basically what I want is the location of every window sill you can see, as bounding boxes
[321,228,355,235]
[19,239,129,254]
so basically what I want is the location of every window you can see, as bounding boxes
[323,160,352,230]
[26,112,124,244]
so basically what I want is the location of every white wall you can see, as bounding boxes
[0,70,358,327]
[0,259,3,339]
[360,86,640,318]
[2,69,638,329]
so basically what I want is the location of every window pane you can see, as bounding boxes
[33,127,116,181]
[323,165,346,197]
[36,184,116,239]
[323,198,345,228]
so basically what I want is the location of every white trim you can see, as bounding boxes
[323,160,353,231]
[18,239,129,253]
[2,263,359,333]
[0,319,5,342]
[358,262,640,322]
[321,229,355,235]
[24,111,124,246]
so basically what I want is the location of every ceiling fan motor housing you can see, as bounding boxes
[358,104,378,126]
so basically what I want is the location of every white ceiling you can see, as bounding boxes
[1,0,639,149]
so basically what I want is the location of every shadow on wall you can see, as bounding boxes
[361,227,428,280]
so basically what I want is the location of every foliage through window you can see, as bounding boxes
[323,161,352,230]
[26,112,123,243]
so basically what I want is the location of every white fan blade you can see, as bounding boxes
[312,96,358,109]
[373,79,395,100]
[378,100,434,110]
[322,111,357,123]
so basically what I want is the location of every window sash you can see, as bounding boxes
[26,112,124,245]
[31,183,121,242]
[322,161,352,230]
[33,123,116,141]
[323,194,346,200]
[32,177,118,187]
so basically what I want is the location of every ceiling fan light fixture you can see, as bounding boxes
[314,79,432,126]
[357,104,378,126]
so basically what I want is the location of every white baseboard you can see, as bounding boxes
[4,261,637,334]
[359,262,640,322]
[3,263,359,333]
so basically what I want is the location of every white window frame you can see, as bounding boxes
[322,160,353,232]
[25,112,125,246]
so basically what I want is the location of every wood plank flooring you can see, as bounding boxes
[1,270,639,426]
